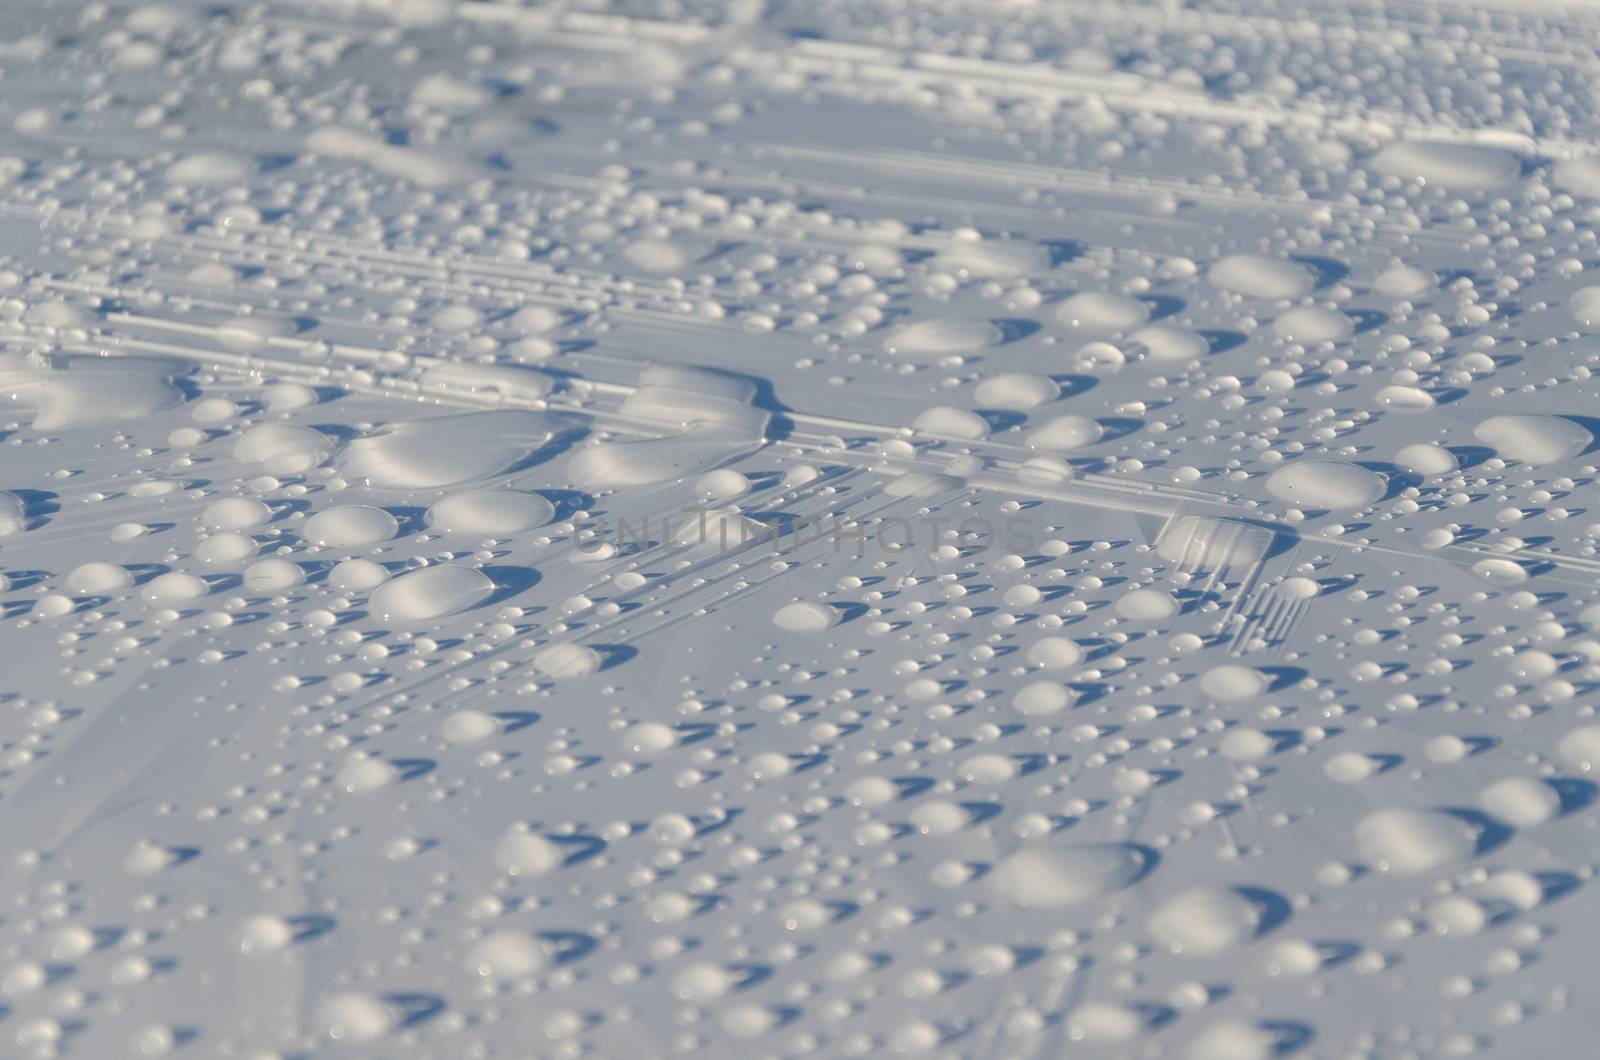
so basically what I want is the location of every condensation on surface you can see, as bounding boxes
[0,0,1597,1057]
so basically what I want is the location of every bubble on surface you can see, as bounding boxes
[1369,140,1521,190]
[1265,460,1387,509]
[1479,778,1561,827]
[340,411,560,489]
[441,709,501,744]
[1553,156,1600,197]
[1188,1021,1276,1060]
[913,405,989,438]
[1026,636,1083,668]
[1013,679,1073,715]
[495,829,562,876]
[625,237,696,273]
[0,354,187,429]
[881,317,1003,359]
[1054,291,1150,334]
[196,530,257,567]
[1200,664,1267,700]
[140,571,207,603]
[1572,286,1600,328]
[204,496,272,530]
[305,125,474,187]
[237,915,294,956]
[329,557,389,591]
[1017,455,1075,484]
[1353,808,1480,874]
[1127,325,1209,364]
[1374,384,1436,412]
[773,600,839,632]
[1208,254,1316,299]
[166,150,254,185]
[368,565,494,623]
[673,962,735,1002]
[216,316,290,352]
[1272,306,1353,343]
[1115,587,1179,619]
[243,558,304,592]
[931,237,1046,279]
[1555,725,1600,771]
[338,752,398,792]
[531,642,602,680]
[1373,264,1436,298]
[317,992,395,1044]
[1028,414,1104,451]
[0,491,24,536]
[1156,516,1274,570]
[1474,413,1592,464]
[1278,576,1320,601]
[1325,750,1381,782]
[301,505,399,548]
[625,721,677,754]
[696,468,751,501]
[1472,557,1532,586]
[566,373,764,489]
[1396,443,1459,475]
[570,425,756,487]
[425,490,555,536]
[66,561,132,594]
[992,844,1151,906]
[467,933,547,981]
[1148,887,1266,956]
[234,422,331,475]
[1220,728,1275,760]
[423,362,553,403]
[263,382,317,411]
[974,372,1059,409]
[1066,1002,1145,1043]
